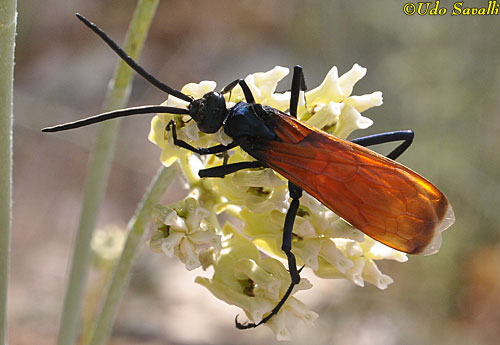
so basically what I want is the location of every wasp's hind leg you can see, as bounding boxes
[351,130,414,161]
[235,182,303,329]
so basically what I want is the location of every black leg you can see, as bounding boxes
[167,120,237,155]
[221,79,255,104]
[198,161,263,178]
[281,182,302,287]
[221,79,240,94]
[236,182,303,329]
[290,65,307,118]
[351,130,414,160]
[238,80,256,104]
[221,79,240,102]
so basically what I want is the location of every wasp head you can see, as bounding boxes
[188,91,227,133]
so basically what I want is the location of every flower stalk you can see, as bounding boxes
[0,1,17,343]
[57,1,159,344]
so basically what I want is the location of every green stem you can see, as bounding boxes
[57,1,159,344]
[88,163,180,345]
[0,2,17,344]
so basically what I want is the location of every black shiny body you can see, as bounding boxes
[223,102,279,150]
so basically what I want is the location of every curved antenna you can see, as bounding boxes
[42,105,189,132]
[76,13,193,103]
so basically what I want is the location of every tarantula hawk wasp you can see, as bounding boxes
[43,14,455,329]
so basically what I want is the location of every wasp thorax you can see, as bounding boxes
[189,91,227,133]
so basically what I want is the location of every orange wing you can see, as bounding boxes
[251,111,454,255]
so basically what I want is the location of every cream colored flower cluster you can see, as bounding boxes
[148,65,406,340]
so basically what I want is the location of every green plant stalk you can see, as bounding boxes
[0,1,17,344]
[88,163,180,345]
[57,1,159,344]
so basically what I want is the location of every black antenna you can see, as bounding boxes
[42,105,189,132]
[76,13,192,103]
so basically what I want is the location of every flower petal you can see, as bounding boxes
[333,104,373,139]
[339,63,367,98]
[347,91,383,113]
[362,259,394,289]
[306,66,343,103]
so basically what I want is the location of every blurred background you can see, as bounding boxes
[11,0,500,344]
